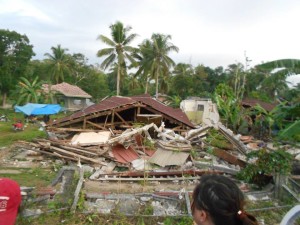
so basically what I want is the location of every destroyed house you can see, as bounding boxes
[50,94,194,133]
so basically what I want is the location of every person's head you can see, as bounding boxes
[192,174,258,225]
[0,178,22,225]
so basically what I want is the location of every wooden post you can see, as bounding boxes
[274,173,287,199]
[111,110,115,129]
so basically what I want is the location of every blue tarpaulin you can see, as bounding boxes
[15,103,62,116]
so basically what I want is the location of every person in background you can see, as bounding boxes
[192,174,258,225]
[0,178,22,225]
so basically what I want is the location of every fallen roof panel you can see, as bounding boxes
[149,148,190,167]
[112,144,139,164]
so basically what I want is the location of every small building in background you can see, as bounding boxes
[180,97,220,127]
[43,82,92,111]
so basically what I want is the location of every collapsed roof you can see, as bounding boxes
[50,94,194,132]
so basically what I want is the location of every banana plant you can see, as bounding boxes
[16,76,43,105]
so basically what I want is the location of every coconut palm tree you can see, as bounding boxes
[97,21,138,96]
[133,39,153,94]
[139,34,179,99]
[44,44,71,84]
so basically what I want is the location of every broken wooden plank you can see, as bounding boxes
[71,167,84,212]
[212,148,247,168]
[48,146,107,165]
[86,120,108,130]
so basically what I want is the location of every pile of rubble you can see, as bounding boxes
[17,121,271,182]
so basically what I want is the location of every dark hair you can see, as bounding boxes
[192,174,258,225]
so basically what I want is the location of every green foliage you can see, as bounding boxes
[97,21,138,96]
[137,33,179,98]
[163,216,193,225]
[0,29,35,105]
[237,149,293,185]
[214,83,248,132]
[167,95,182,108]
[77,190,86,211]
[278,120,300,142]
[15,76,43,104]
[44,44,71,84]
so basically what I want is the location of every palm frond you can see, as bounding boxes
[97,48,115,57]
[97,35,116,47]
[100,54,116,70]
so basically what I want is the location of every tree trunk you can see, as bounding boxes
[117,65,121,96]
[155,68,159,99]
[1,92,7,108]
[145,77,149,94]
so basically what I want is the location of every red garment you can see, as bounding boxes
[0,178,22,225]
[13,123,23,129]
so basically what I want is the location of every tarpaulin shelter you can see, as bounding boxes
[15,103,62,116]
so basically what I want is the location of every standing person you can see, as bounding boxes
[0,178,22,225]
[192,174,258,225]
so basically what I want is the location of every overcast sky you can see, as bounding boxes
[1,0,300,84]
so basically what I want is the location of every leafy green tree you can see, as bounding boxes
[139,34,179,99]
[77,67,110,101]
[44,44,71,84]
[225,63,246,100]
[0,29,35,106]
[97,21,138,96]
[255,59,300,100]
[170,63,193,98]
[191,64,210,97]
[65,53,91,85]
[15,76,43,104]
[133,39,153,94]
[166,95,182,108]
[214,83,250,132]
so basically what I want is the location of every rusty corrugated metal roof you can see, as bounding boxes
[242,98,276,112]
[112,144,139,163]
[53,95,194,128]
[131,94,194,127]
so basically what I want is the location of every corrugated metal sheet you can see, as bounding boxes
[112,144,139,164]
[149,148,189,167]
[132,94,194,127]
[242,98,276,112]
[54,96,136,124]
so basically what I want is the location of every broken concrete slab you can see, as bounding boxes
[71,131,111,146]
[149,149,190,167]
[118,198,140,215]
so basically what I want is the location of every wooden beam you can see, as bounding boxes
[114,112,129,125]
[86,120,108,130]
[83,118,87,129]
[111,109,115,129]
[48,127,101,132]
[104,114,109,128]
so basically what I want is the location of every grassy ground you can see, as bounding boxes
[0,108,66,147]
[0,167,56,187]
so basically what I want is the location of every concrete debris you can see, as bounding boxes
[71,131,111,146]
